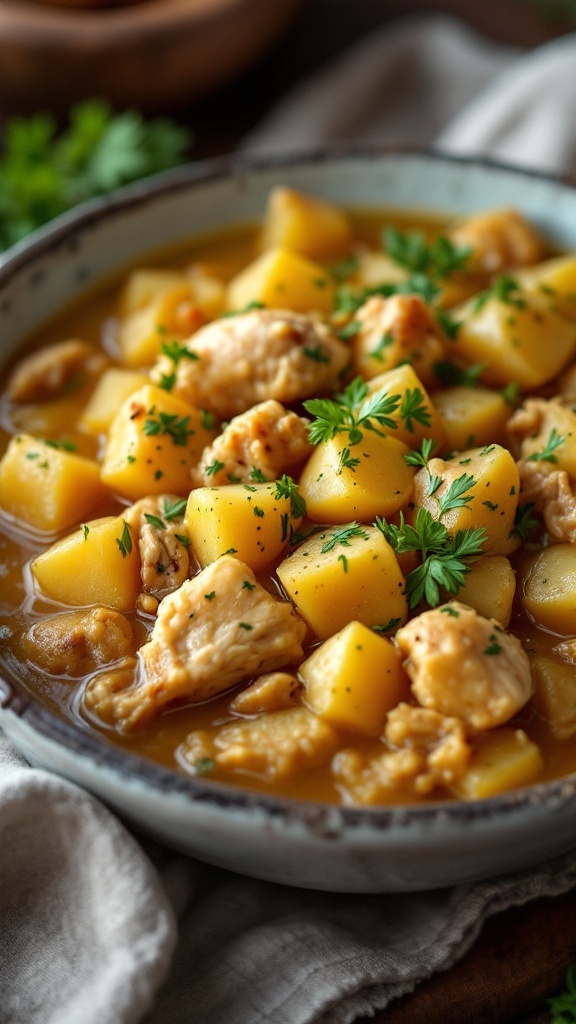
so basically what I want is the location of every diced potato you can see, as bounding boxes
[412,444,519,556]
[260,186,352,260]
[354,250,407,289]
[454,555,516,627]
[522,543,576,634]
[365,364,445,450]
[118,269,189,317]
[100,384,216,500]
[117,284,205,368]
[300,620,410,735]
[433,386,512,452]
[517,255,576,323]
[185,480,303,572]
[530,656,576,740]
[277,524,407,640]
[31,516,141,612]
[298,430,414,524]
[227,247,335,314]
[185,264,226,319]
[79,368,149,435]
[453,290,576,389]
[0,434,107,534]
[453,728,543,800]
[514,400,576,478]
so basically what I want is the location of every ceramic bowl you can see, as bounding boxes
[2,149,576,893]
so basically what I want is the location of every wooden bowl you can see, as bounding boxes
[0,0,303,115]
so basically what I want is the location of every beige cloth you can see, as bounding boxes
[3,14,576,1024]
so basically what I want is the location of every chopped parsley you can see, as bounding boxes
[472,275,526,313]
[143,411,194,446]
[205,459,225,476]
[320,522,369,553]
[525,428,565,464]
[144,513,166,530]
[162,497,187,521]
[436,472,477,517]
[274,475,307,519]
[304,376,401,447]
[404,438,437,468]
[116,521,133,558]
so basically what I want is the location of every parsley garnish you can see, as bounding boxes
[200,408,215,431]
[242,580,256,590]
[143,411,194,446]
[511,502,539,541]
[330,255,359,281]
[399,388,432,432]
[205,459,225,476]
[472,275,526,313]
[338,447,362,474]
[484,634,502,656]
[274,475,307,519]
[304,377,401,446]
[404,438,437,468]
[433,360,486,388]
[384,228,472,278]
[304,345,330,363]
[525,428,565,464]
[320,522,369,553]
[436,473,477,517]
[248,466,268,483]
[204,591,216,601]
[548,961,576,1024]
[0,99,191,250]
[162,497,187,521]
[144,513,166,530]
[116,521,133,559]
[370,332,394,361]
[42,438,78,452]
[372,618,402,634]
[376,508,486,609]
[238,622,253,630]
[81,524,90,540]
[193,757,216,775]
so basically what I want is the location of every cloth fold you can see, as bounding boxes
[3,13,576,1024]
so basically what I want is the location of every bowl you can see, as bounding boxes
[0,0,302,115]
[2,148,576,893]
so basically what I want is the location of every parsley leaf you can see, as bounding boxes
[304,377,401,447]
[399,388,432,432]
[320,522,370,552]
[548,961,576,1024]
[436,473,477,517]
[274,475,307,519]
[472,275,526,313]
[384,228,471,278]
[525,428,565,464]
[404,438,438,468]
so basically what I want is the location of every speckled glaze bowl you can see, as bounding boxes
[2,150,576,892]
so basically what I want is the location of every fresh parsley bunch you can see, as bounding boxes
[0,99,192,250]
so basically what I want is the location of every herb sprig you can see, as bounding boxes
[303,377,401,446]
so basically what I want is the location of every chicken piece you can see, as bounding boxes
[84,555,306,731]
[6,339,108,403]
[124,494,190,600]
[180,707,339,780]
[351,294,447,387]
[333,704,470,802]
[20,608,135,678]
[449,209,544,276]
[190,400,312,487]
[229,672,301,715]
[150,308,349,419]
[516,460,576,543]
[395,602,534,731]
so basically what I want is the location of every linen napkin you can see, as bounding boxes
[4,14,576,1024]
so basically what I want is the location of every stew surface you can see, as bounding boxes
[2,187,576,805]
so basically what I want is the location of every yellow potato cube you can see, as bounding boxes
[101,384,216,501]
[0,434,107,534]
[298,430,414,524]
[453,290,576,389]
[117,284,205,368]
[365,364,445,450]
[412,444,519,556]
[433,386,512,452]
[227,247,335,314]
[530,656,576,740]
[300,620,410,735]
[453,728,543,800]
[31,515,141,612]
[118,268,189,316]
[260,186,352,260]
[277,524,407,640]
[522,543,576,634]
[79,368,149,435]
[517,255,576,323]
[454,555,516,627]
[185,480,303,572]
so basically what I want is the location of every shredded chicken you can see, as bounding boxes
[352,294,447,386]
[507,397,576,461]
[448,208,544,275]
[191,400,312,487]
[124,494,190,600]
[83,555,306,731]
[180,707,339,780]
[516,459,576,543]
[230,672,301,716]
[150,308,349,419]
[6,339,108,403]
[395,602,534,731]
[20,608,134,678]
[333,703,470,802]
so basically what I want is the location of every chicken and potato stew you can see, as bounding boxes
[3,187,576,805]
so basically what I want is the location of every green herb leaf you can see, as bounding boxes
[320,522,369,553]
[525,428,566,464]
[274,475,307,519]
[116,521,133,558]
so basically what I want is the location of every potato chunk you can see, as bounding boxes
[227,247,335,313]
[31,516,141,612]
[452,728,543,799]
[20,608,134,677]
[277,524,407,640]
[433,386,512,452]
[260,187,352,260]
[517,255,576,323]
[452,555,516,628]
[530,656,576,741]
[396,602,534,731]
[298,430,414,524]
[0,434,107,534]
[100,384,216,500]
[365,363,445,451]
[185,480,303,572]
[412,444,519,556]
[79,368,149,435]
[180,708,339,781]
[117,283,207,368]
[300,621,410,735]
[522,543,576,634]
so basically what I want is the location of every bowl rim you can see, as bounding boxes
[2,143,576,829]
